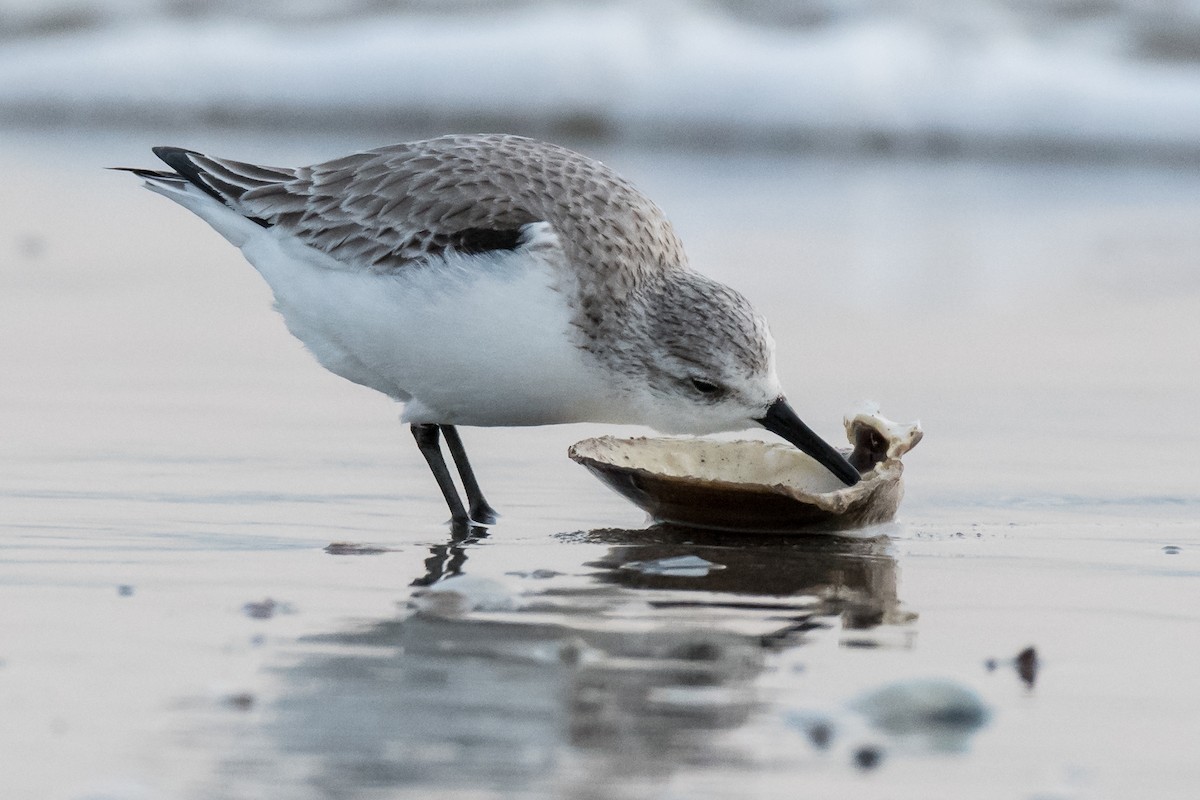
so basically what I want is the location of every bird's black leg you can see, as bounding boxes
[411,424,469,527]
[440,425,499,525]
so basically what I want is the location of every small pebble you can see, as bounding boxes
[325,542,391,555]
[1016,646,1039,689]
[242,598,290,619]
[224,692,255,711]
[117,585,135,597]
[807,721,834,749]
[984,646,1039,687]
[853,745,884,770]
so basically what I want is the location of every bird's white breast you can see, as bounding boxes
[237,223,617,427]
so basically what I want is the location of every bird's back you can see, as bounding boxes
[187,134,689,295]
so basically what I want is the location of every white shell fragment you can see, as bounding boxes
[620,555,727,577]
[842,402,924,466]
[569,404,922,533]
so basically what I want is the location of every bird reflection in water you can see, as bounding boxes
[204,525,915,798]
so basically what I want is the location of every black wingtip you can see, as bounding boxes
[150,146,225,201]
[152,146,203,169]
[147,146,270,228]
[109,165,177,180]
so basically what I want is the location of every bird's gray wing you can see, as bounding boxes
[151,136,566,272]
[151,134,688,291]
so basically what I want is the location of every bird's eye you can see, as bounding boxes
[689,378,723,396]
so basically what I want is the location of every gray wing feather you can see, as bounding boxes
[162,134,688,292]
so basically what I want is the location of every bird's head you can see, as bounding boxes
[621,273,860,486]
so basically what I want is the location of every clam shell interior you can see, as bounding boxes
[575,437,850,496]
[569,407,922,533]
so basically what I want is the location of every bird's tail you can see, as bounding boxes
[113,149,271,247]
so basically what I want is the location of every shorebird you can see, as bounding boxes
[123,134,859,526]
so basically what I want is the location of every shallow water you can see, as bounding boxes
[1,129,1198,799]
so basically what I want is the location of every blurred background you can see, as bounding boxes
[2,0,1200,158]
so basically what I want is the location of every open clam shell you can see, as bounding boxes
[569,405,922,533]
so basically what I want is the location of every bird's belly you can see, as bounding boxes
[240,232,612,427]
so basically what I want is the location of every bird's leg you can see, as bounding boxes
[440,425,499,525]
[411,423,469,527]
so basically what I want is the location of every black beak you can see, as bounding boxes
[756,398,861,486]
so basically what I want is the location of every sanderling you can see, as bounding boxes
[122,134,859,526]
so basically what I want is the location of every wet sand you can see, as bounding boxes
[1,129,1197,799]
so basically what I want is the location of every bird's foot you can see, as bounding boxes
[468,502,500,526]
